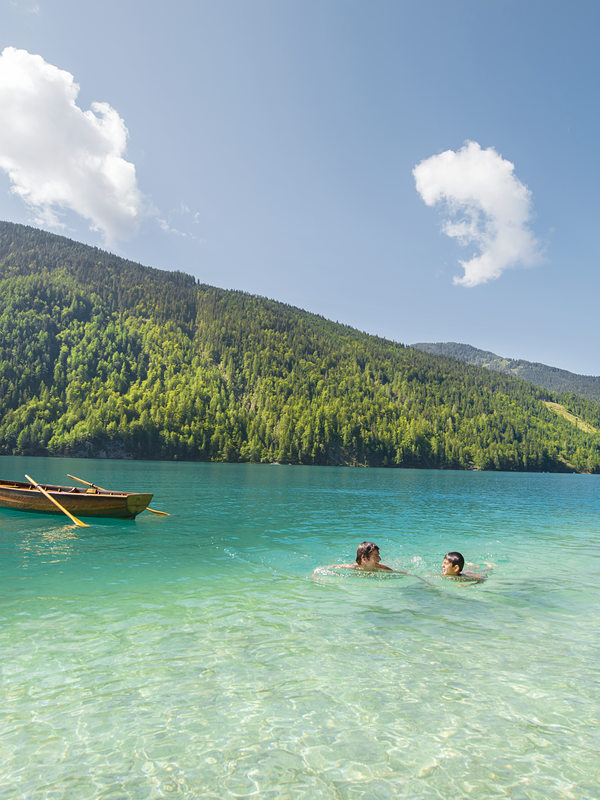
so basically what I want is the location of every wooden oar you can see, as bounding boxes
[67,474,170,516]
[25,474,90,528]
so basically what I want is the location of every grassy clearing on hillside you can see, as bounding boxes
[542,401,598,434]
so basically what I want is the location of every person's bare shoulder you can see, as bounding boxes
[313,563,355,573]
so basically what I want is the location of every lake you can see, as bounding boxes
[1,456,599,799]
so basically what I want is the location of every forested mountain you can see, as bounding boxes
[1,221,600,473]
[412,342,600,403]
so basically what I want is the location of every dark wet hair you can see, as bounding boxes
[445,552,464,573]
[356,541,379,565]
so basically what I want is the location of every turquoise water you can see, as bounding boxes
[1,456,599,799]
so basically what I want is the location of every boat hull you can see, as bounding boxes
[0,480,153,520]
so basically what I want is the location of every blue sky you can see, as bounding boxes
[1,0,599,374]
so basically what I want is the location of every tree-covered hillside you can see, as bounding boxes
[412,341,600,403]
[1,221,600,472]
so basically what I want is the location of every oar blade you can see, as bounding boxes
[146,507,170,516]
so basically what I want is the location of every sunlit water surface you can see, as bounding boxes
[1,457,599,799]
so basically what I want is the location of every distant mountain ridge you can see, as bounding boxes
[411,342,600,403]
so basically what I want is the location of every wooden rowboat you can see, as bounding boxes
[0,478,153,520]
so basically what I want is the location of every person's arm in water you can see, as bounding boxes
[369,563,410,574]
[313,561,409,575]
[312,562,355,578]
[318,562,397,571]
[466,561,496,574]
[458,562,495,585]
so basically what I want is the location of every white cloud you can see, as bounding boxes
[9,0,40,12]
[413,141,542,287]
[159,204,206,242]
[0,46,144,244]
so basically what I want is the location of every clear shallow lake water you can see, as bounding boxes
[1,456,599,800]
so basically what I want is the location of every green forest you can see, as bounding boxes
[1,221,600,473]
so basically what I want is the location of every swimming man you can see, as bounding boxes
[321,541,408,573]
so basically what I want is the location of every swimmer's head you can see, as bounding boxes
[356,541,380,566]
[442,552,464,575]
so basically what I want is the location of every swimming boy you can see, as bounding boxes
[441,551,489,583]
